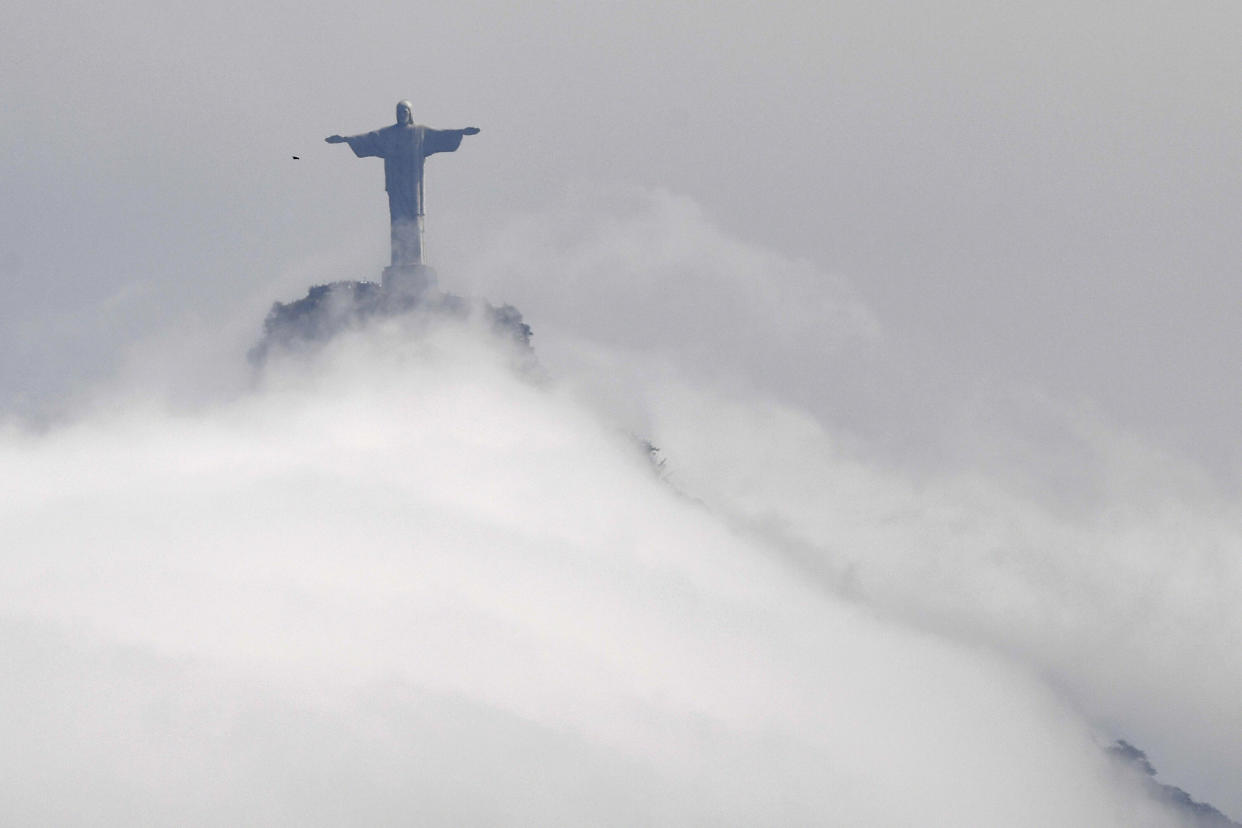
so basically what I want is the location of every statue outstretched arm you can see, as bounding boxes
[325,131,387,158]
[422,127,480,157]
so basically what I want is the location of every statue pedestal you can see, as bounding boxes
[382,264,437,299]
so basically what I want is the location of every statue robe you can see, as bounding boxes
[343,124,464,222]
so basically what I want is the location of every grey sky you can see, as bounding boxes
[4,0,1241,470]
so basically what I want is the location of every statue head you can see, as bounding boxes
[396,100,414,126]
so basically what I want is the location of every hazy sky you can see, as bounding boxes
[5,0,1242,465]
[3,0,1241,823]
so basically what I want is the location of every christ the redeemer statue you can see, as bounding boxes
[326,100,479,268]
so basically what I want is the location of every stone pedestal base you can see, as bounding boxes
[382,264,437,299]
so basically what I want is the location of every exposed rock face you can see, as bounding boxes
[248,266,533,364]
[1109,740,1239,827]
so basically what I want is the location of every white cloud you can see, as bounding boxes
[461,184,876,368]
[478,189,1242,818]
[0,315,1184,825]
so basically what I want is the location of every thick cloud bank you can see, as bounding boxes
[0,308,1194,825]
[460,187,1242,820]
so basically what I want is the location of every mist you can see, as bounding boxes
[459,188,1242,817]
[0,309,1198,825]
[4,0,1242,822]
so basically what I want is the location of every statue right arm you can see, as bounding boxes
[325,129,386,158]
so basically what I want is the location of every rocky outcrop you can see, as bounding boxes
[248,265,532,364]
[1109,740,1239,827]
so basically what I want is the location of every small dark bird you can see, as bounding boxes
[292,155,300,160]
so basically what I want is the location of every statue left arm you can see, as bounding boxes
[423,126,480,156]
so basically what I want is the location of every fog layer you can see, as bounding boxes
[460,188,1242,817]
[0,312,1186,825]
